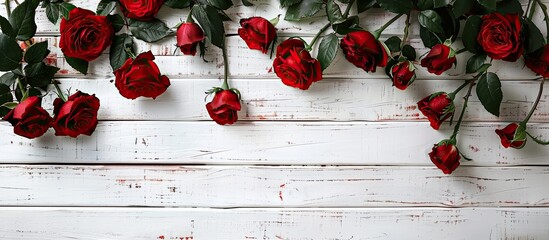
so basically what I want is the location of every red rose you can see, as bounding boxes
[391,61,416,90]
[60,8,114,62]
[417,93,455,130]
[206,90,241,125]
[52,91,100,138]
[495,123,527,149]
[176,22,205,56]
[2,96,52,139]
[526,44,549,78]
[420,44,456,75]
[273,39,322,90]
[340,30,388,73]
[238,17,277,54]
[477,13,522,61]
[119,0,164,21]
[114,51,171,99]
[429,141,461,174]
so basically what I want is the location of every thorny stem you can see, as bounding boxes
[307,23,331,50]
[373,13,404,39]
[342,0,355,18]
[53,81,67,102]
[400,13,411,50]
[450,81,475,142]
[522,78,546,124]
[221,44,229,90]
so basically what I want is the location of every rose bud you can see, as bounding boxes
[119,0,164,21]
[206,90,241,125]
[176,22,205,56]
[2,96,52,139]
[495,123,527,149]
[391,61,416,90]
[417,92,455,130]
[477,13,522,62]
[238,17,277,54]
[114,51,171,99]
[52,91,100,138]
[420,44,456,75]
[340,30,389,73]
[429,140,461,174]
[60,8,114,62]
[273,39,322,90]
[526,44,549,78]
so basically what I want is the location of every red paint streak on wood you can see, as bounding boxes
[44,54,57,65]
[279,184,285,201]
[469,145,480,152]
[157,236,165,240]
[58,69,69,74]
[405,105,417,111]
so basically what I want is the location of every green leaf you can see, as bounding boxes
[453,0,474,17]
[24,62,59,89]
[129,18,172,43]
[192,5,225,48]
[284,0,324,21]
[416,0,433,10]
[357,0,376,13]
[97,0,117,16]
[280,0,302,8]
[24,41,50,64]
[402,44,416,60]
[419,26,439,48]
[0,84,13,106]
[1,102,18,109]
[418,10,444,33]
[0,34,23,71]
[195,0,233,10]
[110,34,134,71]
[496,0,523,14]
[0,16,14,37]
[375,0,413,14]
[477,0,496,11]
[65,56,88,75]
[326,0,343,23]
[59,2,76,20]
[524,18,545,54]
[108,14,125,32]
[44,1,60,24]
[476,72,503,117]
[466,53,487,74]
[462,15,481,53]
[317,33,339,70]
[433,0,451,8]
[384,36,401,53]
[332,15,361,34]
[242,0,253,6]
[0,72,17,86]
[164,0,191,8]
[9,0,40,41]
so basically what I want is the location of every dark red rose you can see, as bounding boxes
[52,91,100,138]
[238,17,277,54]
[2,96,52,139]
[526,44,549,78]
[119,0,164,21]
[477,13,522,61]
[429,140,461,174]
[206,90,241,125]
[391,61,416,90]
[495,123,527,149]
[60,8,114,62]
[176,22,205,56]
[273,39,322,90]
[114,51,171,99]
[420,44,456,75]
[417,93,455,130]
[340,30,388,73]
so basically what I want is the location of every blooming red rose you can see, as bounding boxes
[420,44,456,75]
[176,22,205,56]
[119,0,164,21]
[114,51,171,99]
[238,17,277,54]
[206,90,241,125]
[477,13,522,61]
[429,141,461,174]
[60,8,114,62]
[526,44,549,78]
[52,91,100,138]
[391,61,416,90]
[2,96,52,139]
[417,93,455,130]
[340,30,388,73]
[273,39,322,90]
[495,123,527,149]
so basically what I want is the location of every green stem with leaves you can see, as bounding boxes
[373,13,404,39]
[400,13,411,50]
[534,0,549,42]
[221,44,229,90]
[342,0,355,18]
[307,23,331,50]
[53,81,67,102]
[521,78,546,125]
[450,81,475,142]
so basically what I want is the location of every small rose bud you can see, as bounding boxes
[206,90,241,125]
[176,22,205,56]
[495,123,527,149]
[429,140,461,174]
[420,44,456,75]
[391,60,416,90]
[417,92,455,130]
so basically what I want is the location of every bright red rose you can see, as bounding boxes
[119,0,164,21]
[340,30,388,73]
[206,90,241,125]
[2,96,52,139]
[273,39,322,90]
[477,13,522,61]
[114,51,171,99]
[60,8,114,62]
[52,91,100,138]
[420,44,456,75]
[391,61,416,90]
[495,123,527,149]
[526,44,549,78]
[238,17,277,54]
[176,22,205,56]
[429,141,461,174]
[417,93,455,130]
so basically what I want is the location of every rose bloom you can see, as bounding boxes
[420,44,456,75]
[176,22,205,56]
[526,44,549,78]
[60,8,114,62]
[340,30,388,72]
[495,123,527,149]
[429,141,461,174]
[391,61,416,90]
[238,17,277,54]
[273,39,322,90]
[206,90,241,125]
[2,96,52,139]
[114,51,171,99]
[477,12,522,61]
[119,0,164,21]
[417,92,455,130]
[52,91,100,138]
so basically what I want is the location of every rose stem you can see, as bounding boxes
[342,0,355,18]
[454,48,468,55]
[528,0,537,20]
[53,81,67,102]
[525,0,533,18]
[16,76,28,101]
[5,0,10,17]
[373,13,404,39]
[449,81,475,143]
[307,23,331,50]
[534,0,549,42]
[400,13,411,50]
[521,78,546,125]
[221,42,229,90]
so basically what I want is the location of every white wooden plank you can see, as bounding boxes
[0,207,548,239]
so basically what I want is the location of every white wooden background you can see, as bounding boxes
[1,1,549,239]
